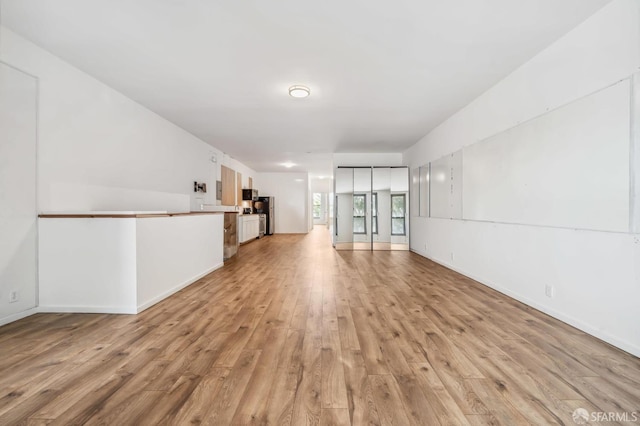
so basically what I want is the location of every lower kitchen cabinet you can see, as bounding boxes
[238,214,260,243]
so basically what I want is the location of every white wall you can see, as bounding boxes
[0,27,256,214]
[404,0,640,356]
[310,177,333,194]
[254,173,309,234]
[462,81,630,232]
[0,62,38,325]
[429,151,463,220]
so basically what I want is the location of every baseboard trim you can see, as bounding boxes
[37,305,137,314]
[0,307,39,327]
[35,263,225,316]
[410,249,640,358]
[136,262,224,313]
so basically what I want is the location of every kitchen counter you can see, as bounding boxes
[39,212,224,314]
[39,211,225,218]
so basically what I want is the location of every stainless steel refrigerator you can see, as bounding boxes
[254,196,274,235]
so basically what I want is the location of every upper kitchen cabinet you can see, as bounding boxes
[237,172,242,207]
[221,165,236,206]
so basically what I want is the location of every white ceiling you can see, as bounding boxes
[1,0,609,176]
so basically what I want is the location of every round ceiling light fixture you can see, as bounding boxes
[289,85,310,98]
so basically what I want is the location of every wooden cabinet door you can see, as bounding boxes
[250,219,259,239]
[237,172,242,206]
[236,216,244,243]
[221,165,235,206]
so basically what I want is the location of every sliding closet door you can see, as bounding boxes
[334,166,409,251]
[352,168,372,250]
[372,167,391,250]
[334,168,354,250]
[390,167,409,250]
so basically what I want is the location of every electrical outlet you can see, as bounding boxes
[424,243,427,251]
[9,290,18,303]
[545,285,554,298]
[450,252,454,261]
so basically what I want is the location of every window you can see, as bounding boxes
[372,193,378,234]
[313,193,322,219]
[391,194,406,236]
[353,194,366,234]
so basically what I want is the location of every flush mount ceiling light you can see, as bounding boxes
[281,162,295,168]
[288,85,310,98]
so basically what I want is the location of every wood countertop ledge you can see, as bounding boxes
[39,211,229,218]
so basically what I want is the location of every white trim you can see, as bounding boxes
[630,72,640,234]
[410,248,640,358]
[135,262,224,313]
[0,308,39,327]
[37,305,137,315]
[0,59,39,80]
[35,263,224,315]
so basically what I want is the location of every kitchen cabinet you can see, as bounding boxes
[239,214,260,243]
[224,212,238,260]
[38,212,224,313]
[237,172,242,207]
[221,165,236,206]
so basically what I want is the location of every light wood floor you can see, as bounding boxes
[1,228,639,425]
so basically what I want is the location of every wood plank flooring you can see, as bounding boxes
[1,228,639,425]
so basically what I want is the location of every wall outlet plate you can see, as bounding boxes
[9,290,18,303]
[545,285,554,298]
[216,181,222,201]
